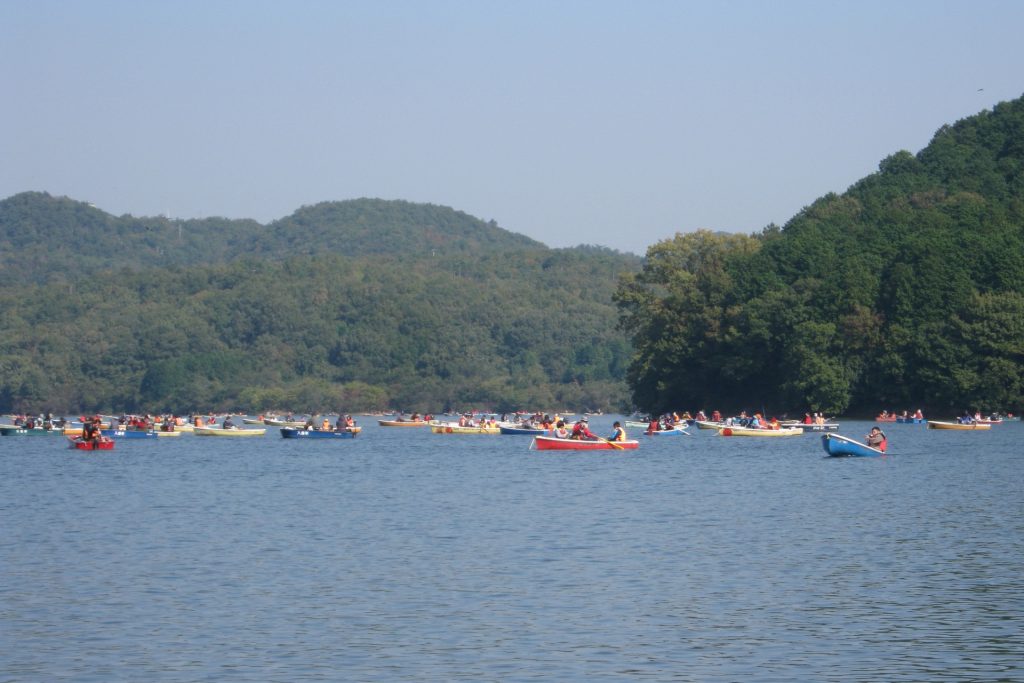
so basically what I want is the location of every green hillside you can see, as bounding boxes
[618,95,1024,416]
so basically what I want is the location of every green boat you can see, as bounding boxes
[0,425,69,436]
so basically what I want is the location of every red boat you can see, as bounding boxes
[68,437,114,451]
[531,435,639,451]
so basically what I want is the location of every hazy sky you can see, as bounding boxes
[3,1,1022,254]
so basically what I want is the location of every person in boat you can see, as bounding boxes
[83,416,102,444]
[802,412,813,425]
[571,419,596,440]
[303,416,315,430]
[768,416,781,430]
[320,416,331,431]
[553,420,570,439]
[749,413,763,429]
[914,408,924,419]
[711,409,722,422]
[222,415,236,429]
[608,421,626,442]
[866,427,887,452]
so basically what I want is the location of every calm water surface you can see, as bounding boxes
[2,418,1022,681]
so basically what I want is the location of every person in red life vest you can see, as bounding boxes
[802,412,813,425]
[866,426,887,452]
[571,419,597,440]
[711,409,722,422]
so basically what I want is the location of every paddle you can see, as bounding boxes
[601,437,624,450]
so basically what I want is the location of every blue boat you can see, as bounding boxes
[100,429,159,439]
[280,427,357,439]
[821,433,885,457]
[499,425,548,435]
[645,427,689,437]
[896,417,926,424]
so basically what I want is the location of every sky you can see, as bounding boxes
[2,1,1022,254]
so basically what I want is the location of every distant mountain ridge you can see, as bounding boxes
[0,193,548,285]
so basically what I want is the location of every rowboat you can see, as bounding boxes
[1,426,70,436]
[100,429,159,439]
[625,420,652,429]
[531,435,639,451]
[895,417,926,424]
[719,427,803,437]
[430,424,500,434]
[242,418,265,425]
[263,418,307,427]
[782,422,839,432]
[927,420,991,431]
[644,427,689,436]
[280,427,357,439]
[378,419,430,427]
[695,420,726,430]
[499,425,549,435]
[68,437,115,451]
[193,426,267,437]
[821,433,885,457]
[154,430,182,437]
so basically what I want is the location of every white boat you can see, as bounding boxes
[193,426,267,437]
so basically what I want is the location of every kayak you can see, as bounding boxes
[821,433,885,457]
[531,436,639,451]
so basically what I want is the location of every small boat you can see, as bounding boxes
[378,419,431,427]
[625,420,652,429]
[875,415,898,422]
[782,422,840,432]
[430,424,500,434]
[193,426,267,437]
[1,426,69,437]
[895,417,927,424]
[100,429,160,439]
[644,427,689,436]
[695,420,726,430]
[280,427,357,439]
[719,427,803,437]
[926,420,991,431]
[242,418,266,425]
[499,425,549,435]
[154,430,183,437]
[68,437,115,451]
[263,418,307,427]
[821,433,885,457]
[531,435,639,451]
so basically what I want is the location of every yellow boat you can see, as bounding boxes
[927,420,992,430]
[430,423,500,434]
[719,426,803,437]
[193,426,267,437]
[378,419,430,427]
[154,430,183,437]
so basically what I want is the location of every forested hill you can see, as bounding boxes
[0,194,545,285]
[0,193,641,414]
[618,94,1024,417]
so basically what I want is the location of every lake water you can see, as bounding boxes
[2,417,1022,681]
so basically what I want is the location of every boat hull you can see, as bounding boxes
[68,438,115,451]
[927,421,991,430]
[895,417,926,424]
[378,420,430,427]
[821,433,884,457]
[1,426,69,436]
[645,428,689,436]
[280,428,356,439]
[499,426,549,435]
[719,427,803,437]
[193,426,267,437]
[100,429,159,439]
[532,436,639,451]
[430,424,500,434]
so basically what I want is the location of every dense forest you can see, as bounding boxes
[0,197,640,414]
[3,96,1022,417]
[616,95,1024,417]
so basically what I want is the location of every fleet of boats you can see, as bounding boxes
[1,409,1012,456]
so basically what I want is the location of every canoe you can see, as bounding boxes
[100,429,159,439]
[280,427,357,439]
[68,437,115,451]
[821,433,885,457]
[927,420,991,431]
[499,425,549,435]
[378,419,430,427]
[719,427,803,437]
[531,435,639,451]
[430,424,500,434]
[193,426,267,437]
[644,428,689,436]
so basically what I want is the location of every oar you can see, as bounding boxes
[601,437,624,450]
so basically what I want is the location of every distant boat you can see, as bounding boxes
[821,433,885,457]
[499,425,549,435]
[927,420,991,431]
[67,436,114,451]
[430,423,500,434]
[644,427,689,437]
[194,426,267,437]
[895,417,926,424]
[378,419,430,427]
[719,426,803,437]
[280,427,357,439]
[100,429,159,440]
